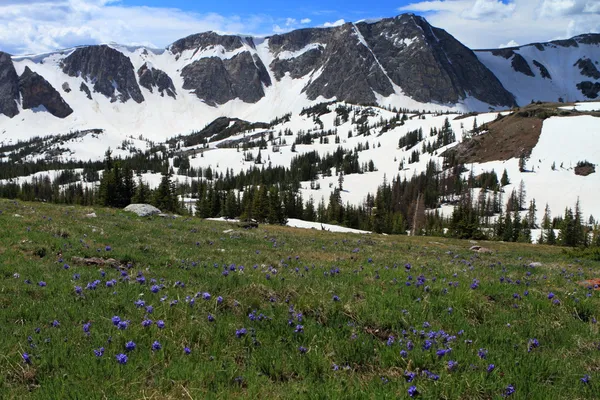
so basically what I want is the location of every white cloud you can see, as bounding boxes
[300,18,312,24]
[323,19,346,27]
[0,0,270,55]
[399,0,600,48]
[461,0,516,20]
[499,39,520,48]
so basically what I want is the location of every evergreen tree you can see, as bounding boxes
[500,169,510,186]
[153,170,178,212]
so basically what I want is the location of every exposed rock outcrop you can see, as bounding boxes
[0,51,20,118]
[533,60,552,79]
[574,58,600,80]
[124,204,161,217]
[511,54,535,77]
[61,45,144,103]
[19,67,73,118]
[138,63,177,98]
[181,52,271,106]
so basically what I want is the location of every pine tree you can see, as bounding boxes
[132,178,151,204]
[500,169,510,186]
[153,170,178,212]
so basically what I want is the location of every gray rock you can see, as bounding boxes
[0,51,19,118]
[62,82,71,92]
[181,52,271,106]
[138,63,177,98]
[470,245,493,253]
[529,262,542,267]
[124,204,161,217]
[19,67,73,118]
[80,82,92,99]
[574,57,600,80]
[268,14,516,107]
[61,45,144,103]
[576,81,600,99]
[533,60,552,79]
[511,54,535,77]
[170,32,251,55]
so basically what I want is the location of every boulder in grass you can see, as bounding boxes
[124,204,161,217]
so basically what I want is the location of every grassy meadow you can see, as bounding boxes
[0,199,599,399]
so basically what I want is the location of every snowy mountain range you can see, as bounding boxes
[0,13,598,143]
[0,13,599,236]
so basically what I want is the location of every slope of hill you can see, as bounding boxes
[476,34,600,105]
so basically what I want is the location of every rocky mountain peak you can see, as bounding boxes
[19,66,73,118]
[0,51,20,118]
[61,45,144,104]
[170,32,254,55]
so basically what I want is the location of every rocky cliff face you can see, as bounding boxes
[268,15,516,107]
[61,45,144,103]
[19,67,73,118]
[181,52,271,106]
[1,15,598,122]
[138,63,176,98]
[0,52,20,118]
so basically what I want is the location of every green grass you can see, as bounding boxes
[0,199,599,399]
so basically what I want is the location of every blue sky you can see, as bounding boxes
[122,0,402,22]
[0,0,598,55]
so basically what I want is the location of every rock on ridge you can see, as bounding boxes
[138,63,177,98]
[0,51,20,118]
[61,45,144,104]
[181,52,271,106]
[19,67,73,118]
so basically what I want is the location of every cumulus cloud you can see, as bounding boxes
[499,39,520,48]
[323,19,346,27]
[300,18,312,24]
[400,0,600,48]
[0,0,270,54]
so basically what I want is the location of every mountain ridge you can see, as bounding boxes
[0,13,598,139]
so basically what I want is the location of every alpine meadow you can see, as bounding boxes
[1,4,600,400]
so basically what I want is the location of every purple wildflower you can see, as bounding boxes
[125,341,136,351]
[156,320,165,329]
[115,353,128,364]
[408,386,419,397]
[22,353,31,364]
[152,341,162,351]
[235,328,247,338]
[478,348,488,359]
[93,347,104,357]
[504,384,515,397]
